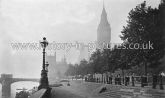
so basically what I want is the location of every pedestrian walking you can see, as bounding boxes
[132,75,135,86]
[109,76,112,84]
[152,74,157,89]
[118,74,122,85]
[159,73,164,90]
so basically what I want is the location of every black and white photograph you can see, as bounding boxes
[0,0,165,98]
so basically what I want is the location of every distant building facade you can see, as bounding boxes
[46,52,68,83]
[55,55,68,79]
[46,53,56,84]
[77,44,89,63]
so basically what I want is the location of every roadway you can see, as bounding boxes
[51,80,104,98]
[50,80,165,98]
[51,87,85,98]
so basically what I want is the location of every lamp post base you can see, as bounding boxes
[38,70,49,90]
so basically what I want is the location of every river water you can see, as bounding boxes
[0,82,39,98]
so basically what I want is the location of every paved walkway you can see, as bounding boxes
[29,89,47,98]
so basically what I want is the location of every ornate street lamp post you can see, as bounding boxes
[38,37,49,90]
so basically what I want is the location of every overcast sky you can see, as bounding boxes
[0,0,160,78]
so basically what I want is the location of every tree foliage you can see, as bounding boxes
[120,1,165,73]
[65,59,93,76]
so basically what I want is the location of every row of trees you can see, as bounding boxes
[65,60,93,77]
[65,1,165,77]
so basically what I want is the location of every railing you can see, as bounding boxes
[84,75,165,90]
